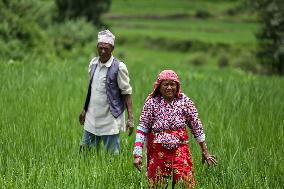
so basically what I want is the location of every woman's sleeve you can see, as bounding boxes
[133,99,153,158]
[185,97,206,143]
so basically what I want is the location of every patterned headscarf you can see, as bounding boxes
[146,70,182,101]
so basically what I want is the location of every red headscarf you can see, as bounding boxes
[146,70,182,101]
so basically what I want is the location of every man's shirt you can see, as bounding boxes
[84,56,132,135]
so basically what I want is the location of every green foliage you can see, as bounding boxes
[0,0,99,61]
[48,18,97,53]
[190,53,208,66]
[55,0,111,28]
[107,0,239,18]
[0,0,54,60]
[195,9,211,19]
[251,0,284,75]
[233,52,259,73]
[218,52,230,68]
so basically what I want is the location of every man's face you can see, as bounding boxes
[97,42,113,63]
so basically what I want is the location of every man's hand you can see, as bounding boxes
[133,157,142,172]
[79,110,86,125]
[202,151,218,166]
[126,119,134,136]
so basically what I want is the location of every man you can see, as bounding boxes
[79,30,133,154]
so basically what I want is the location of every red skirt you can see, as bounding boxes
[146,129,195,188]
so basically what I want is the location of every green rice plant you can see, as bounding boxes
[0,45,283,188]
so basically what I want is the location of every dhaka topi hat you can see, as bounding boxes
[97,29,115,46]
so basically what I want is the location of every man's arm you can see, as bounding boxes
[123,94,134,136]
[79,59,96,126]
[117,61,133,136]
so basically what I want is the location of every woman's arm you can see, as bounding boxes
[199,141,218,166]
[133,99,153,171]
[186,97,218,166]
[133,125,148,171]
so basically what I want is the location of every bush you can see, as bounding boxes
[195,10,211,19]
[250,0,284,75]
[0,39,24,60]
[190,53,208,66]
[218,53,230,68]
[0,0,54,60]
[233,52,259,73]
[48,18,97,53]
[55,0,111,27]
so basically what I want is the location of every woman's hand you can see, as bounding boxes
[199,141,218,166]
[202,152,218,166]
[133,157,142,172]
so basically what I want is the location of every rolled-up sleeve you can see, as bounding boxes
[117,62,132,94]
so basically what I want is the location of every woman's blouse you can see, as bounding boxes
[133,94,205,158]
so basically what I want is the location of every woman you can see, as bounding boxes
[133,70,217,188]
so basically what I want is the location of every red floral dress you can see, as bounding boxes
[133,94,205,187]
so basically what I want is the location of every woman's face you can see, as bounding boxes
[159,79,178,101]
